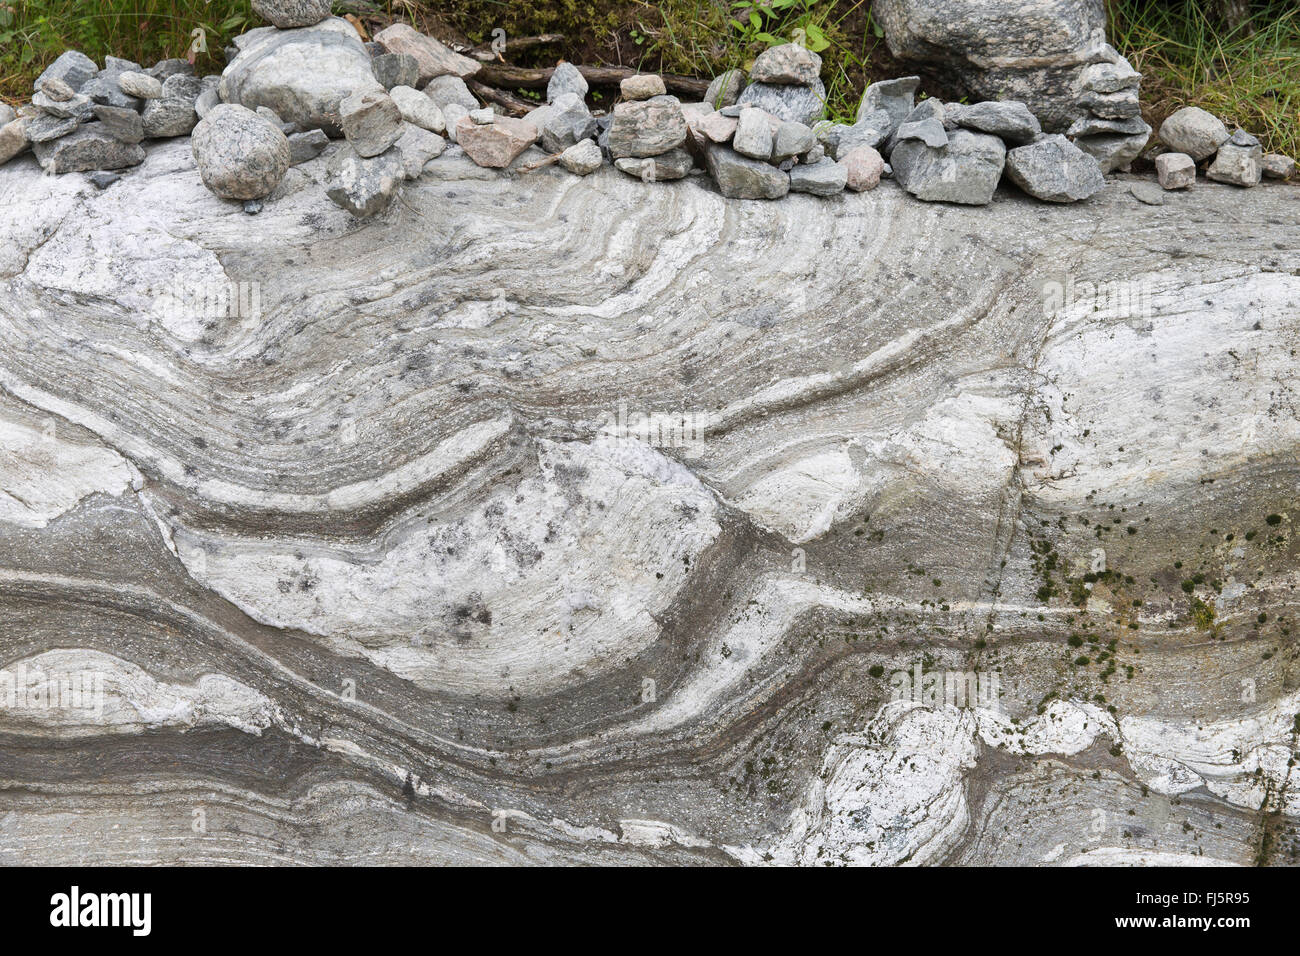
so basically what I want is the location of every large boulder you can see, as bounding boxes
[873,0,1125,134]
[219,18,384,135]
[891,128,1006,205]
[191,103,291,201]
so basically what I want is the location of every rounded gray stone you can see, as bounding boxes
[191,103,291,201]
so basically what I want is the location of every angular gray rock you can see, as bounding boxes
[1074,123,1150,173]
[116,71,163,100]
[607,96,688,159]
[325,144,404,216]
[0,104,14,127]
[1081,58,1140,94]
[559,139,603,175]
[80,61,143,112]
[703,141,789,199]
[737,79,826,126]
[35,51,99,94]
[816,110,891,160]
[146,59,193,82]
[1004,134,1104,203]
[287,128,329,165]
[32,122,145,174]
[220,18,385,135]
[394,124,446,179]
[32,90,93,120]
[35,76,75,101]
[252,0,332,29]
[732,108,773,161]
[1079,89,1141,119]
[541,93,597,153]
[390,85,445,134]
[772,121,816,163]
[372,53,419,91]
[892,128,1006,205]
[789,158,847,195]
[856,76,919,132]
[340,89,404,158]
[1155,152,1195,190]
[750,44,821,86]
[373,22,480,83]
[704,70,745,109]
[425,75,479,112]
[546,62,588,103]
[1159,107,1229,162]
[93,104,144,144]
[191,104,291,201]
[621,74,667,101]
[945,100,1042,144]
[615,148,693,181]
[26,113,80,143]
[1207,139,1262,187]
[895,116,948,149]
[141,74,203,138]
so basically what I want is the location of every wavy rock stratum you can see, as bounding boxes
[1,139,1298,865]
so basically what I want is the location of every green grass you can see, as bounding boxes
[1109,0,1300,156]
[0,0,256,103]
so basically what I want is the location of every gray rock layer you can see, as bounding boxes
[0,137,1298,867]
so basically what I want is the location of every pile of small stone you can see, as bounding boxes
[0,49,207,181]
[1068,54,1151,173]
[1153,106,1293,192]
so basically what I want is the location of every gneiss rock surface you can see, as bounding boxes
[891,128,1006,205]
[0,140,1298,864]
[220,17,384,135]
[1004,134,1105,203]
[191,103,291,201]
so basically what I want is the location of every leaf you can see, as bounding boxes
[749,11,761,29]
